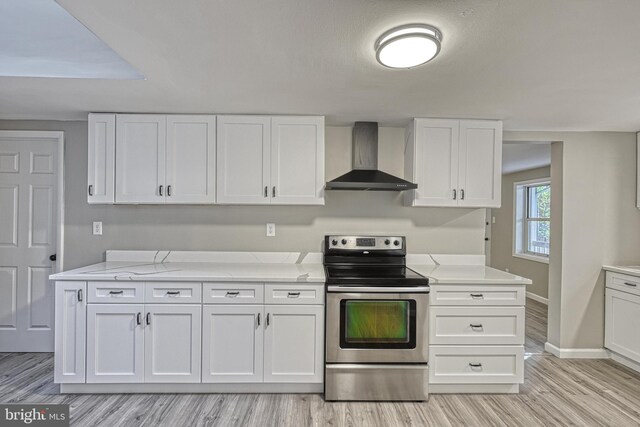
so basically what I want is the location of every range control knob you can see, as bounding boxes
[341,238,348,245]
[394,240,400,246]
[331,239,338,246]
[384,239,391,245]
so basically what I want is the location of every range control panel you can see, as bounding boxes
[326,235,404,250]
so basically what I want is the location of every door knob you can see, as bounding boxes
[49,254,56,261]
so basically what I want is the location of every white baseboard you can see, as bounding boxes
[544,342,608,359]
[609,352,640,373]
[526,292,548,305]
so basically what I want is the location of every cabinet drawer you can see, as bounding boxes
[144,282,202,303]
[430,307,524,345]
[88,282,144,303]
[429,285,525,306]
[606,272,640,298]
[429,346,524,384]
[264,284,324,305]
[203,283,264,304]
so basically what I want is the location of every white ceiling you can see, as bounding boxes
[0,0,142,79]
[2,0,640,130]
[502,142,551,175]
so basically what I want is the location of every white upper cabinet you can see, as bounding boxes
[458,120,502,208]
[217,115,325,205]
[91,113,324,205]
[216,116,271,204]
[270,116,325,205]
[115,114,167,203]
[165,115,216,204]
[87,114,116,203]
[405,118,502,208]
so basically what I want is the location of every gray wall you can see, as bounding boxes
[0,121,486,270]
[505,131,640,350]
[490,166,551,299]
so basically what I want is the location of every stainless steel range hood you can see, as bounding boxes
[326,122,418,191]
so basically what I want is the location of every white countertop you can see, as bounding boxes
[602,265,640,277]
[49,261,326,283]
[409,264,531,285]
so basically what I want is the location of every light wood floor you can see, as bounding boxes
[2,299,640,426]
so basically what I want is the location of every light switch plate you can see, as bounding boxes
[266,223,276,237]
[93,221,103,236]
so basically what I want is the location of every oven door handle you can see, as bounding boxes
[327,286,430,293]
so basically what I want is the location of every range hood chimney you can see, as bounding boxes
[325,122,418,191]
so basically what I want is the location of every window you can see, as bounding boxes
[514,179,550,262]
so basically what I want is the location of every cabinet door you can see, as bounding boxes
[411,119,459,206]
[115,114,166,203]
[86,304,144,383]
[270,116,324,205]
[605,289,640,362]
[87,114,115,204]
[165,115,216,204]
[54,281,86,384]
[202,305,263,383]
[216,116,270,204]
[263,305,323,383]
[458,120,502,208]
[144,304,201,383]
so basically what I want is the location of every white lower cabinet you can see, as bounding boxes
[202,305,263,383]
[263,305,324,383]
[86,304,145,383]
[54,281,86,384]
[605,287,640,363]
[429,283,526,393]
[144,304,201,383]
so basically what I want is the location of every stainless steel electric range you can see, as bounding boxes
[323,235,430,401]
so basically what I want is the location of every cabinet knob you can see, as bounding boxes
[88,185,93,196]
[159,185,164,196]
[461,189,465,200]
[136,312,142,325]
[264,186,268,198]
[453,189,457,200]
[272,186,276,197]
[77,289,83,302]
[167,185,172,196]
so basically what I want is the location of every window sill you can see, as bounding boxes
[513,252,549,264]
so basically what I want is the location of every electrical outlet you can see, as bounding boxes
[93,221,103,236]
[266,223,276,237]
[492,216,496,224]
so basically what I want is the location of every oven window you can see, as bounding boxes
[340,300,416,349]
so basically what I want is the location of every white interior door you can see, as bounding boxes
[115,114,166,203]
[458,120,502,208]
[263,305,324,383]
[86,304,144,383]
[270,116,324,205]
[0,132,60,351]
[144,304,201,383]
[202,304,263,383]
[216,116,270,204]
[165,115,216,204]
[412,119,459,206]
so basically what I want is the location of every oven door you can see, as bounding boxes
[326,286,429,363]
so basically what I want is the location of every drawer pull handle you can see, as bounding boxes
[470,293,484,299]
[109,290,124,295]
[136,312,142,325]
[266,313,270,327]
[166,291,181,296]
[77,289,83,302]
[146,312,151,325]
[470,324,483,329]
[469,363,483,368]
[257,313,261,326]
[226,291,240,297]
[623,282,638,287]
[287,292,301,298]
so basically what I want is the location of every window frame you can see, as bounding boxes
[513,178,550,264]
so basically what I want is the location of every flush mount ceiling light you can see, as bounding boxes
[375,24,442,69]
